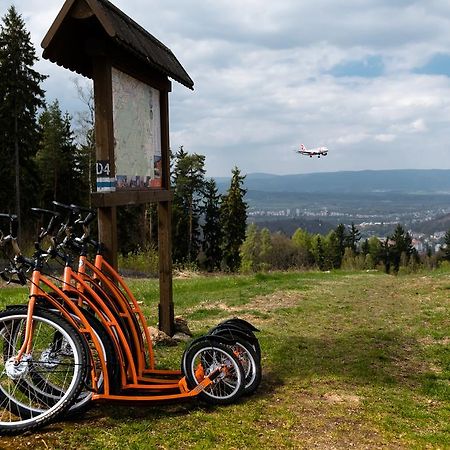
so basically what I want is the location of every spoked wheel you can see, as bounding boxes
[4,306,119,417]
[183,340,245,405]
[228,339,262,395]
[0,308,88,434]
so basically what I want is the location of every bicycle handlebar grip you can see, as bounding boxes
[70,203,95,214]
[31,208,61,217]
[31,208,61,238]
[0,213,17,220]
[82,212,96,226]
[52,201,72,210]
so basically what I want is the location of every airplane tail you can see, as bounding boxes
[300,144,306,151]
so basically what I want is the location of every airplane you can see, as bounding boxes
[296,144,329,158]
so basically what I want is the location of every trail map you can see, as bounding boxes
[112,67,162,189]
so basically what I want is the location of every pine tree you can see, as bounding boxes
[220,167,247,272]
[443,229,450,261]
[346,222,361,253]
[0,6,46,236]
[361,239,370,256]
[36,100,86,206]
[389,224,414,273]
[334,223,347,265]
[315,235,326,271]
[171,147,206,263]
[381,238,391,274]
[201,178,222,271]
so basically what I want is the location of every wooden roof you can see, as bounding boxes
[42,0,194,89]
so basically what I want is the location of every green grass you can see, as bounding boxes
[0,269,449,449]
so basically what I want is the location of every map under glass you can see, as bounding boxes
[112,67,162,189]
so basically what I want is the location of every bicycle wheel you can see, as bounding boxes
[209,324,261,361]
[0,308,88,434]
[66,309,120,415]
[218,318,259,333]
[5,306,120,416]
[195,332,262,395]
[228,339,262,395]
[183,340,245,405]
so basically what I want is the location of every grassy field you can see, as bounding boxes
[0,268,448,449]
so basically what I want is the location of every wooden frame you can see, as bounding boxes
[41,0,194,335]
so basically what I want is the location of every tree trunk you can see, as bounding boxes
[14,105,21,240]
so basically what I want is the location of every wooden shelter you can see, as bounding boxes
[42,0,193,335]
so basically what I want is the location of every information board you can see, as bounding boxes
[99,67,162,192]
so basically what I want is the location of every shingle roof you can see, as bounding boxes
[42,0,194,89]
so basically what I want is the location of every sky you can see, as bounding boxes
[6,0,450,177]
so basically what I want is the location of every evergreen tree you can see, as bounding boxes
[389,224,414,273]
[361,239,370,256]
[220,167,247,272]
[201,178,222,271]
[36,100,86,206]
[171,147,206,263]
[0,6,46,236]
[346,222,361,253]
[381,238,391,274]
[311,235,326,270]
[117,204,147,256]
[442,229,450,261]
[334,223,347,265]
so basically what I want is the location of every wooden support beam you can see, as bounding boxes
[98,206,118,268]
[91,189,172,207]
[92,57,118,268]
[158,88,174,335]
[158,200,174,336]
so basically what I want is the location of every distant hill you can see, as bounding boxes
[216,169,450,194]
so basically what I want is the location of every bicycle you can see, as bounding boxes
[0,205,261,433]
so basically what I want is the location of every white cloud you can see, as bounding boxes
[375,134,396,143]
[7,0,450,176]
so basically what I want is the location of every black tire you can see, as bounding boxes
[217,337,261,395]
[209,324,261,361]
[183,340,245,405]
[67,309,120,415]
[0,308,88,434]
[6,306,120,417]
[218,318,259,333]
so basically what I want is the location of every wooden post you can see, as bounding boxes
[158,200,173,335]
[93,58,118,268]
[158,88,174,335]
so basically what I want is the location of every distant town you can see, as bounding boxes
[224,170,450,255]
[248,205,450,254]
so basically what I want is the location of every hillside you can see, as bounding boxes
[215,169,450,238]
[216,169,450,194]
